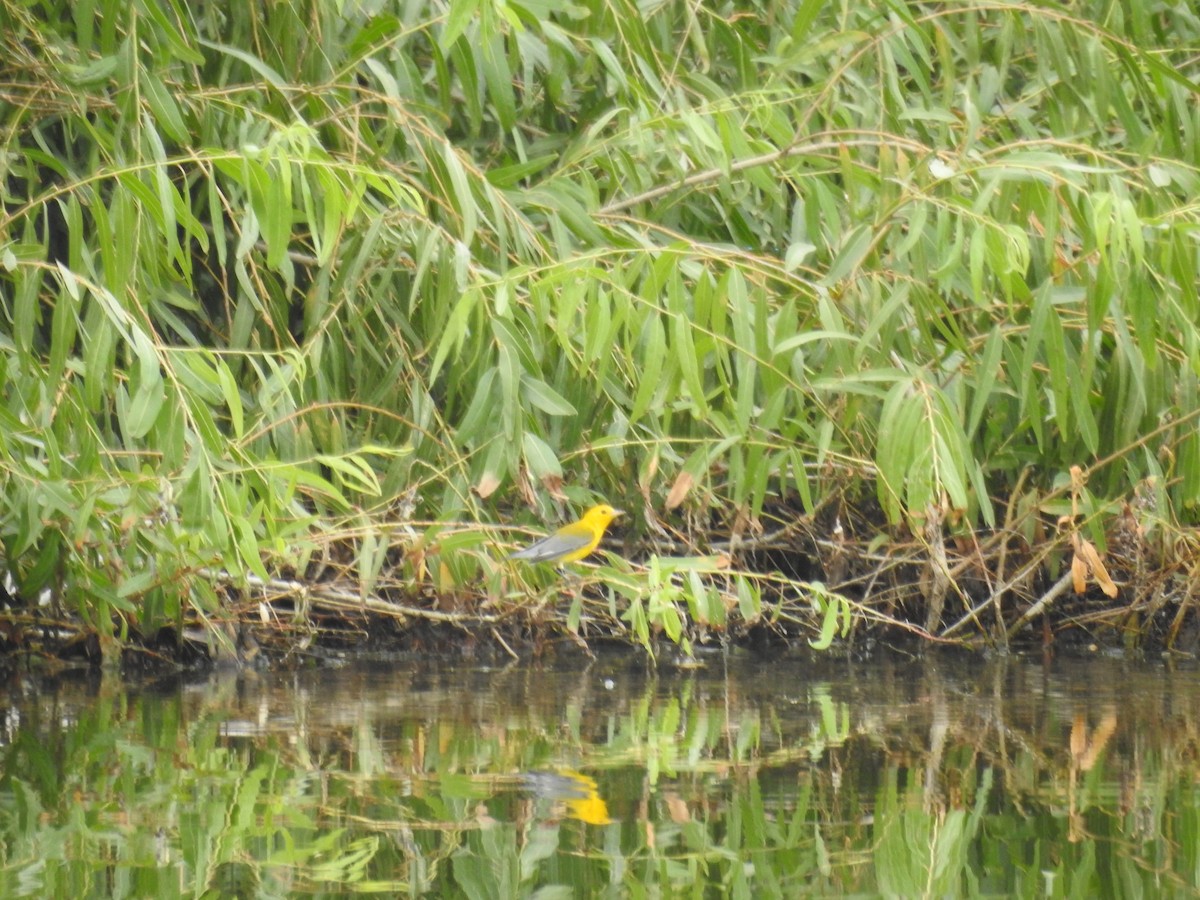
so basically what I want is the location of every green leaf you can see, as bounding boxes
[809,585,846,650]
[123,331,165,440]
[966,327,1005,441]
[440,0,479,50]
[824,224,874,284]
[141,72,188,144]
[215,357,245,439]
[487,155,558,188]
[197,37,288,89]
[520,375,577,417]
[315,453,382,497]
[521,431,562,481]
[630,317,666,423]
[442,145,477,246]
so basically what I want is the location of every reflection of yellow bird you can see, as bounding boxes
[520,770,613,825]
[508,504,623,565]
[564,787,613,825]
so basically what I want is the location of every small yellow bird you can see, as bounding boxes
[508,504,624,564]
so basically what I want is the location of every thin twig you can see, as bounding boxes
[490,627,520,661]
[599,135,929,216]
[1005,571,1075,641]
[214,571,503,625]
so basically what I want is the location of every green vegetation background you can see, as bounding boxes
[1,0,1198,651]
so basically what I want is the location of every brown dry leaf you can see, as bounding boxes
[640,453,659,498]
[540,473,566,500]
[409,545,427,582]
[641,500,668,539]
[664,793,691,824]
[1066,529,1119,598]
[1079,710,1117,771]
[1094,564,1119,599]
[1069,465,1085,491]
[1076,536,1119,598]
[1070,713,1088,762]
[1071,551,1088,595]
[922,508,950,633]
[517,475,537,507]
[474,471,501,499]
[731,505,762,539]
[665,470,694,510]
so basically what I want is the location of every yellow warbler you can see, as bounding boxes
[508,504,623,564]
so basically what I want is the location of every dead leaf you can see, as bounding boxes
[665,793,691,824]
[640,453,659,498]
[1070,713,1087,761]
[1067,529,1119,598]
[409,545,427,582]
[474,471,501,499]
[1076,536,1119,598]
[540,473,566,500]
[1080,711,1117,771]
[665,470,694,510]
[1069,465,1085,491]
[517,474,537,507]
[1071,552,1088,595]
[1070,709,1118,771]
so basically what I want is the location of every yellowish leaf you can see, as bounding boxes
[1071,552,1088,595]
[1076,537,1119,598]
[1070,713,1087,761]
[1080,711,1117,771]
[665,470,694,510]
[474,471,500,499]
[665,793,691,824]
[409,545,427,582]
[640,453,659,496]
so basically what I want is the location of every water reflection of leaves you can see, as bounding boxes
[6,657,1200,897]
[1068,706,1119,844]
[1070,708,1118,772]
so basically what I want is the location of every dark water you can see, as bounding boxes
[1,649,1198,898]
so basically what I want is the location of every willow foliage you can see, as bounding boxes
[0,0,1198,647]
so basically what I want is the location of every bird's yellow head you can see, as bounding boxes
[581,504,623,531]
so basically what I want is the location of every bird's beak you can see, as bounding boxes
[613,508,625,517]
